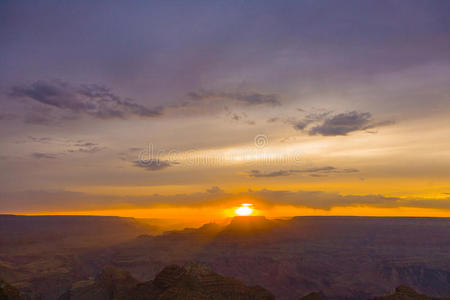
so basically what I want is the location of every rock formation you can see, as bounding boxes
[60,262,275,300]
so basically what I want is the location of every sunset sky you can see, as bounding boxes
[1,0,449,220]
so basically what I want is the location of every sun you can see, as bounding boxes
[235,203,254,216]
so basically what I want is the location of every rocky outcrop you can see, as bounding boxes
[299,286,450,300]
[368,285,450,300]
[59,265,139,300]
[60,262,275,300]
[0,279,20,300]
[299,292,323,300]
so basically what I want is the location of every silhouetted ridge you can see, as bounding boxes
[153,264,186,289]
[299,286,450,300]
[299,292,323,300]
[368,285,450,300]
[218,216,277,237]
[60,262,275,300]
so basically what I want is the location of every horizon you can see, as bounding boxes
[1,1,450,221]
[3,212,449,237]
[4,212,450,232]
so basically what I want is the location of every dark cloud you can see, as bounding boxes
[25,138,105,156]
[290,111,330,130]
[26,136,53,143]
[206,186,224,193]
[267,117,279,123]
[118,147,144,162]
[10,80,162,120]
[308,111,393,136]
[247,167,359,178]
[299,167,359,174]
[268,111,329,131]
[293,121,310,130]
[0,189,229,212]
[289,111,394,136]
[77,147,105,153]
[74,142,96,147]
[187,90,281,106]
[68,142,105,154]
[31,152,58,159]
[133,159,174,171]
[224,107,256,125]
[248,170,291,178]
[231,114,241,121]
[1,188,449,212]
[249,189,403,210]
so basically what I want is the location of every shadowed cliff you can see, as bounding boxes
[60,262,275,300]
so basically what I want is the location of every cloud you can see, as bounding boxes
[300,166,359,173]
[31,152,58,159]
[206,186,224,193]
[74,142,96,147]
[290,111,331,130]
[24,136,53,143]
[246,166,359,178]
[247,170,291,177]
[224,107,256,125]
[133,159,174,171]
[24,138,105,156]
[307,111,393,136]
[286,110,394,136]
[267,117,279,123]
[10,80,162,120]
[292,120,311,130]
[249,189,402,209]
[68,142,105,154]
[1,188,449,213]
[187,90,281,106]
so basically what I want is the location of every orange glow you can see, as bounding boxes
[235,204,254,216]
[15,204,450,229]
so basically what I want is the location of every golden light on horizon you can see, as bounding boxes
[235,203,254,216]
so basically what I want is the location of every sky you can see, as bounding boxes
[1,0,450,221]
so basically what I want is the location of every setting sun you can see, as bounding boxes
[235,204,254,216]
